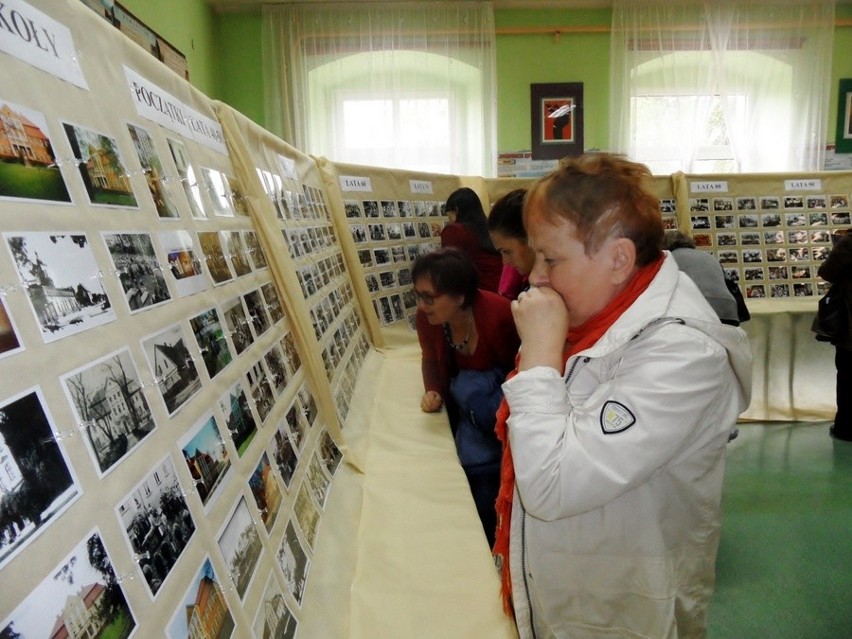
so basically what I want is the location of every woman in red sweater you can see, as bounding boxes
[441,187,503,292]
[413,248,520,546]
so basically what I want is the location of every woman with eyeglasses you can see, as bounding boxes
[441,187,504,293]
[412,247,520,547]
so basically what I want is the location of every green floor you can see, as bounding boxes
[708,421,852,638]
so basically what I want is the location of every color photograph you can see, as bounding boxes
[62,122,137,207]
[294,481,320,551]
[189,307,233,379]
[140,323,202,416]
[248,452,283,532]
[197,231,233,284]
[218,381,258,457]
[160,229,208,298]
[103,232,171,313]
[61,347,157,477]
[0,296,23,360]
[116,455,195,597]
[4,232,116,343]
[0,529,136,639]
[179,411,231,511]
[0,100,71,203]
[216,495,263,601]
[0,387,80,570]
[127,122,179,218]
[167,557,235,639]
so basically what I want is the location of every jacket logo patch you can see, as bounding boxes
[600,401,635,434]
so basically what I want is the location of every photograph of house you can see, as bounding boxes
[252,573,298,639]
[127,122,179,218]
[141,323,202,416]
[0,99,71,203]
[218,381,258,457]
[167,137,207,219]
[276,521,310,607]
[167,557,235,639]
[161,230,208,298]
[0,530,135,638]
[103,232,171,313]
[179,412,231,510]
[216,496,263,601]
[62,122,137,207]
[248,452,283,532]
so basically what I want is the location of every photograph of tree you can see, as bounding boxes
[61,347,157,477]
[189,307,232,379]
[218,381,258,458]
[160,229,208,298]
[0,529,136,638]
[4,232,116,343]
[248,452,283,533]
[116,455,195,597]
[197,231,233,285]
[221,296,252,356]
[140,323,202,416]
[244,231,268,271]
[0,387,80,570]
[179,411,230,511]
[252,572,298,639]
[127,122,179,219]
[276,521,310,607]
[0,100,71,204]
[166,557,235,639]
[225,230,252,278]
[216,495,263,601]
[269,419,298,490]
[167,137,206,219]
[0,296,22,361]
[102,232,171,313]
[62,122,137,207]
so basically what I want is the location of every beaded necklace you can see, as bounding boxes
[443,311,473,352]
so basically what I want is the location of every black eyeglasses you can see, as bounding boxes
[412,289,444,305]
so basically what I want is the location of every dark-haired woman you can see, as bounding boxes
[441,187,503,292]
[487,188,537,300]
[413,247,519,546]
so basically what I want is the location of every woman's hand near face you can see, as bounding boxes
[421,390,444,412]
[512,287,569,372]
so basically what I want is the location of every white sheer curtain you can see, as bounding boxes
[610,0,835,174]
[262,2,497,177]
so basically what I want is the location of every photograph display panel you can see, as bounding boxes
[685,178,852,300]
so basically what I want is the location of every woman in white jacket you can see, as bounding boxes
[492,154,752,639]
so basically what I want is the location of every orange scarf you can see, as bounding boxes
[492,255,664,616]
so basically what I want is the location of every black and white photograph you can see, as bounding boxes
[794,282,814,297]
[252,572,298,639]
[62,122,137,207]
[160,230,208,297]
[306,451,332,509]
[746,284,766,298]
[270,419,298,489]
[0,388,80,570]
[244,230,268,270]
[761,213,782,227]
[167,137,207,219]
[244,288,271,338]
[785,212,806,226]
[344,200,362,218]
[4,232,116,343]
[103,232,171,313]
[199,167,234,217]
[319,429,343,477]
[0,100,71,204]
[222,296,253,355]
[262,282,284,325]
[735,197,756,211]
[179,411,231,510]
[362,200,379,218]
[217,495,263,601]
[759,196,780,210]
[189,307,233,379]
[294,481,320,551]
[0,529,136,639]
[264,344,289,396]
[830,211,851,225]
[116,455,195,597]
[783,196,804,209]
[167,557,235,639]
[225,230,252,278]
[809,211,830,226]
[197,231,234,284]
[738,232,760,246]
[690,215,710,230]
[219,381,258,458]
[744,267,764,281]
[737,214,758,228]
[140,323,202,416]
[766,248,788,262]
[713,198,733,211]
[0,296,23,361]
[771,283,791,298]
[249,452,283,532]
[806,195,827,209]
[276,520,311,606]
[127,122,179,219]
[61,348,156,477]
[246,359,276,424]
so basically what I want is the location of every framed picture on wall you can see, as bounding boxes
[531,82,584,160]
[835,78,852,153]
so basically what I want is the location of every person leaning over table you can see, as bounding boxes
[441,187,504,293]
[817,229,852,442]
[487,188,537,301]
[492,153,753,638]
[413,247,520,547]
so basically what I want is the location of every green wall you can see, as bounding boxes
[119,0,218,97]
[115,4,852,155]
